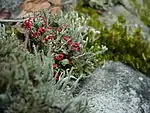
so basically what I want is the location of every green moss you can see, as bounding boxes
[75,6,97,16]
[85,19,150,76]
[75,1,150,76]
[75,1,99,16]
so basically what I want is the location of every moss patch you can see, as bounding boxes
[75,1,150,76]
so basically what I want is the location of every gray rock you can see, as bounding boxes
[87,0,143,11]
[0,0,24,18]
[121,0,143,15]
[80,61,150,113]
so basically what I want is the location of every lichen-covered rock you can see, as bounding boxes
[0,0,23,18]
[87,0,144,11]
[80,61,150,113]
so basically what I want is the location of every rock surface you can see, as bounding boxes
[80,61,150,113]
[0,0,23,18]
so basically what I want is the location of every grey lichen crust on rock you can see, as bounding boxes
[0,0,24,18]
[80,61,150,113]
